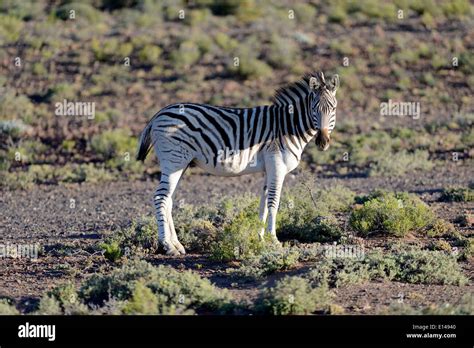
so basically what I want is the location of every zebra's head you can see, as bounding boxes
[309,72,339,151]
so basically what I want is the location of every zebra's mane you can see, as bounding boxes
[272,73,318,105]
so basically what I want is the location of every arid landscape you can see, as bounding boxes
[0,0,473,315]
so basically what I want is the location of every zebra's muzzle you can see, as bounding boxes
[315,128,330,151]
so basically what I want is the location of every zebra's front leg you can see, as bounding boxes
[265,170,286,244]
[154,169,185,256]
[168,208,186,255]
[258,184,268,239]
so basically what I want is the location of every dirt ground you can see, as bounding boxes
[1,163,472,314]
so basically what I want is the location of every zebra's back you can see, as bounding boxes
[151,102,273,175]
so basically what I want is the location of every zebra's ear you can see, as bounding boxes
[329,74,340,92]
[309,77,320,90]
[316,71,325,84]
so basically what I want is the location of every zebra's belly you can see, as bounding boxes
[193,154,265,176]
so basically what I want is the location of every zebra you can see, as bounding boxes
[137,72,339,256]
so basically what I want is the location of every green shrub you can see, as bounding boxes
[305,246,468,287]
[278,214,343,243]
[349,192,435,236]
[32,62,47,76]
[431,53,446,69]
[228,38,272,79]
[277,182,353,243]
[61,139,76,153]
[426,219,458,237]
[395,247,467,285]
[305,136,342,166]
[230,247,300,280]
[441,0,471,18]
[214,32,238,51]
[138,44,162,65]
[50,82,78,101]
[421,72,436,86]
[90,129,137,162]
[369,150,434,177]
[305,249,397,288]
[100,241,122,262]
[91,38,121,62]
[103,216,158,257]
[210,204,265,261]
[266,35,300,69]
[460,238,474,260]
[8,140,48,164]
[118,42,134,57]
[0,90,34,123]
[346,131,397,167]
[428,239,452,252]
[35,296,62,315]
[174,205,219,253]
[458,51,474,75]
[379,293,474,315]
[21,165,55,184]
[79,260,233,314]
[0,150,9,172]
[184,8,211,26]
[295,243,325,262]
[205,0,261,20]
[328,4,348,23]
[0,119,29,139]
[107,196,265,258]
[216,195,260,223]
[3,164,116,186]
[360,0,397,21]
[170,41,201,69]
[122,280,159,315]
[56,2,101,22]
[231,56,272,80]
[292,3,317,22]
[439,187,474,202]
[345,132,434,176]
[0,299,19,315]
[0,0,45,20]
[60,163,116,183]
[330,39,353,56]
[0,14,24,44]
[256,276,332,315]
[461,128,474,147]
[313,184,356,212]
[0,171,34,190]
[48,282,78,308]
[89,298,128,315]
[44,283,89,315]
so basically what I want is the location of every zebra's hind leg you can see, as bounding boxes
[265,159,286,245]
[154,169,185,256]
[168,208,186,254]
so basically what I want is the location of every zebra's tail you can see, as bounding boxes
[136,121,153,162]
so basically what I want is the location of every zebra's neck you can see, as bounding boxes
[269,94,317,158]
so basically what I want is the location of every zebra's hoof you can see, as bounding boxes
[173,241,186,255]
[165,248,181,256]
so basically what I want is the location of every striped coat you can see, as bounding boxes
[137,72,339,255]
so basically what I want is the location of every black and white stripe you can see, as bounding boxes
[137,72,339,255]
